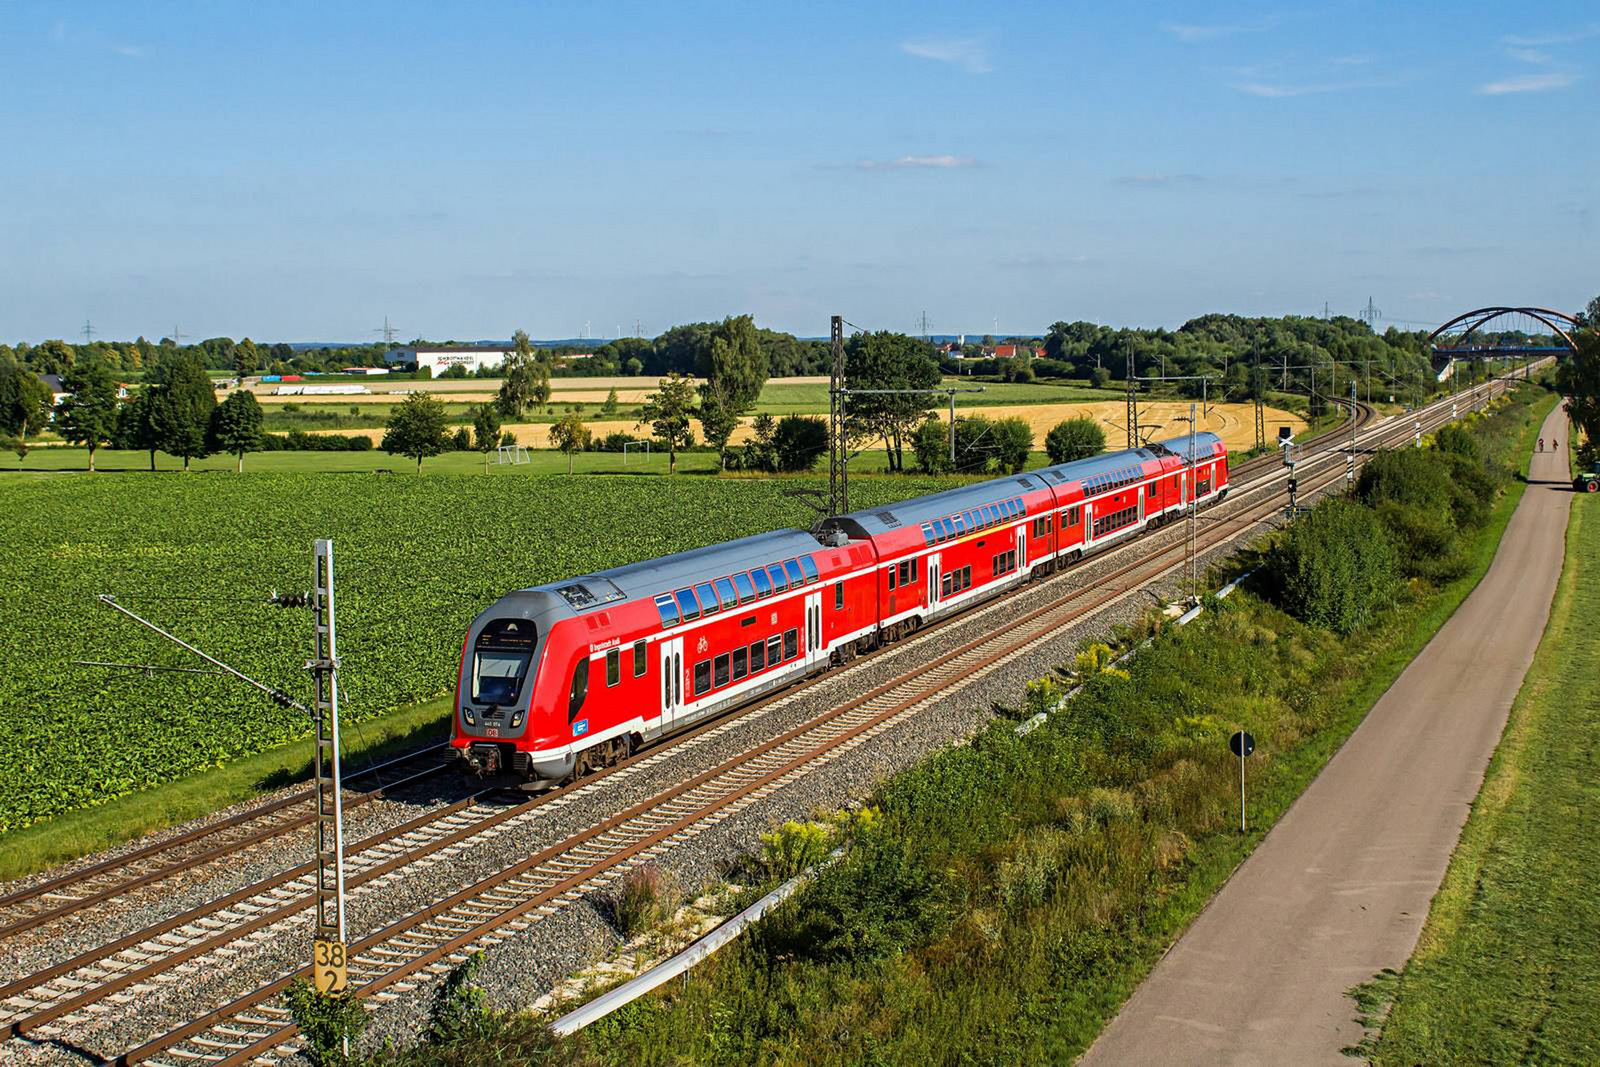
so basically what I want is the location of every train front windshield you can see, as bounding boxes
[472,620,537,705]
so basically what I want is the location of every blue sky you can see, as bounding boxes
[1,1,1595,342]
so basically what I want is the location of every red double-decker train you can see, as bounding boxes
[452,432,1228,786]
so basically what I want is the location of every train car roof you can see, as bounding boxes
[515,527,824,613]
[825,472,1050,539]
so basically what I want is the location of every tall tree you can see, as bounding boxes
[30,339,75,376]
[208,390,264,471]
[695,315,768,470]
[497,329,535,417]
[473,403,502,473]
[1557,325,1600,465]
[381,393,449,470]
[844,331,941,471]
[532,353,552,413]
[697,384,741,471]
[549,412,590,474]
[151,350,217,470]
[54,360,120,471]
[112,385,162,469]
[637,372,697,474]
[0,364,52,459]
[233,338,261,379]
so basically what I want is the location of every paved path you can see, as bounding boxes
[1082,407,1575,1066]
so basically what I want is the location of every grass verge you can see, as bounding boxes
[0,698,452,883]
[1362,488,1599,1065]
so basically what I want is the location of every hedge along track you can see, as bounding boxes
[0,744,460,942]
[0,386,1373,946]
[107,374,1514,1065]
[0,370,1519,1060]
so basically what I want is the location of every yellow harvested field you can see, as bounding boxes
[250,374,832,405]
[316,400,1303,452]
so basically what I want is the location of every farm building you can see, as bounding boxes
[384,345,510,378]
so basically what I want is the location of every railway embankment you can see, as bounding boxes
[367,383,1558,1065]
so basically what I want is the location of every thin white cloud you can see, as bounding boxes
[1507,46,1551,64]
[114,44,146,58]
[1117,173,1205,187]
[1159,20,1272,43]
[1503,24,1600,47]
[900,36,991,74]
[1477,72,1578,94]
[857,154,979,171]
[1233,77,1401,98]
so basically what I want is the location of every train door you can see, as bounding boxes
[1016,524,1027,573]
[928,553,941,607]
[1084,503,1095,549]
[804,590,824,667]
[658,636,683,729]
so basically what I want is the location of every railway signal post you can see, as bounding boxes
[1230,730,1256,832]
[828,315,847,517]
[309,539,350,1000]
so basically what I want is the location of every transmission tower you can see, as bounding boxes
[919,310,930,343]
[372,317,400,344]
[1359,297,1383,332]
[81,319,96,344]
[1253,342,1265,451]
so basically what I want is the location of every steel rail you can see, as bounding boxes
[0,743,455,941]
[113,370,1518,1065]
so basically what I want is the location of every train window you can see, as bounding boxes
[834,582,844,610]
[694,660,711,696]
[768,564,789,593]
[963,565,972,588]
[784,628,799,661]
[1009,550,1017,570]
[733,646,748,680]
[1147,483,1157,499]
[799,557,819,583]
[752,568,773,598]
[966,510,979,530]
[750,639,766,671]
[733,572,757,604]
[714,654,730,688]
[940,517,956,539]
[674,588,700,622]
[910,557,919,581]
[568,659,589,721]
[784,560,805,586]
[767,635,783,663]
[921,522,936,544]
[471,619,536,705]
[887,565,897,590]
[941,573,952,597]
[898,559,912,585]
[1068,506,1081,525]
[714,577,738,610]
[653,594,680,628]
[950,513,966,536]
[696,582,721,615]
[633,640,647,677]
[605,649,620,687]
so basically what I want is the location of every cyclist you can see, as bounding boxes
[1538,438,1544,452]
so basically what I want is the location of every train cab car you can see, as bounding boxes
[452,529,872,788]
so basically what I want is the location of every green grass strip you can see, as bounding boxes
[1366,473,1599,1064]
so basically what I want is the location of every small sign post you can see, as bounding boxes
[1230,730,1256,832]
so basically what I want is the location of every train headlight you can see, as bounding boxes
[463,710,477,726]
[510,712,524,728]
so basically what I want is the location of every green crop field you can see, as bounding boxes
[0,472,960,834]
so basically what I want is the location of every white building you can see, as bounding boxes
[384,345,511,378]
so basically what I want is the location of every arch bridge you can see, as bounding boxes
[1425,306,1580,384]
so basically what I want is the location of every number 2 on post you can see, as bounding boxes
[313,938,349,995]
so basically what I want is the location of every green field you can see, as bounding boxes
[753,378,1110,414]
[1365,495,1599,1065]
[0,472,961,835]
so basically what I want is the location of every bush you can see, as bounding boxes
[1089,366,1112,389]
[914,418,949,474]
[760,820,834,880]
[260,431,373,452]
[767,830,942,964]
[992,416,1033,474]
[1046,416,1106,465]
[450,427,472,451]
[1264,498,1399,634]
[771,415,828,472]
[284,979,367,1066]
[614,864,677,936]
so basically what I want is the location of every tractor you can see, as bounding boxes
[1575,462,1600,494]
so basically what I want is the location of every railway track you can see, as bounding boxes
[0,744,457,943]
[0,370,1533,1063]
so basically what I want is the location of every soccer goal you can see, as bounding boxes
[496,444,530,465]
[622,440,652,465]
